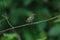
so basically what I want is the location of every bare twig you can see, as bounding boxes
[2,13,21,40]
[0,19,5,23]
[2,14,13,27]
[0,15,60,34]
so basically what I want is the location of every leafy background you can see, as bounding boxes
[0,0,60,40]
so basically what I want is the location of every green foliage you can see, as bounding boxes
[36,22,47,31]
[36,7,51,20]
[37,32,47,40]
[1,33,18,40]
[0,0,60,40]
[21,27,33,40]
[0,0,12,8]
[52,1,60,8]
[48,24,60,36]
[23,0,32,6]
[53,15,60,23]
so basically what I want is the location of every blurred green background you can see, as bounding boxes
[0,0,60,40]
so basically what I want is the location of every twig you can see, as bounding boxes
[0,15,60,34]
[0,19,5,23]
[2,13,21,40]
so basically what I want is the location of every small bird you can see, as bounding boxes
[26,14,35,23]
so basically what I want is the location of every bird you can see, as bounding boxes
[26,13,36,23]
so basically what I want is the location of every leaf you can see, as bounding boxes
[23,0,32,6]
[0,20,9,31]
[53,15,60,23]
[0,0,12,8]
[1,33,18,40]
[29,26,39,40]
[36,7,51,21]
[54,18,60,23]
[37,31,47,40]
[48,24,60,36]
[36,22,47,31]
[8,8,26,26]
[21,27,33,40]
[35,0,43,4]
[52,1,60,8]
[8,8,34,26]
[0,9,4,19]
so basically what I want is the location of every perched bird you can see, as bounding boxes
[26,13,35,23]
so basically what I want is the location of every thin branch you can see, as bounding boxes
[0,19,5,23]
[2,13,21,40]
[2,14,13,28]
[0,15,60,34]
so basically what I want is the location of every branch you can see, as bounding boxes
[0,15,60,34]
[0,19,5,23]
[2,13,21,40]
[2,14,13,28]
